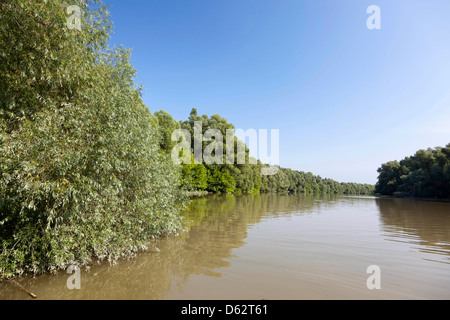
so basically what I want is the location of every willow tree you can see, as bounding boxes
[0,0,186,278]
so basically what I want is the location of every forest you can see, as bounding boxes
[0,0,374,279]
[154,108,375,196]
[375,144,450,199]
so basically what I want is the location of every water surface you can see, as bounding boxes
[1,194,449,299]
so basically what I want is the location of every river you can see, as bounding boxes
[1,193,449,299]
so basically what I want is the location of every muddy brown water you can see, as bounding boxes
[1,194,449,300]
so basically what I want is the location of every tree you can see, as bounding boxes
[0,0,186,279]
[207,166,235,194]
[375,161,401,195]
[375,144,450,198]
[181,155,208,191]
[153,109,181,154]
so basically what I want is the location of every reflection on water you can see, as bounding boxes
[0,194,449,300]
[376,198,450,263]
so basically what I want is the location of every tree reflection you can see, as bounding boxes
[376,198,450,260]
[0,193,341,300]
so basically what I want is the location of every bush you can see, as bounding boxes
[0,0,187,279]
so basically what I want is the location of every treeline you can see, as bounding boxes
[260,168,375,195]
[375,144,450,199]
[153,108,375,196]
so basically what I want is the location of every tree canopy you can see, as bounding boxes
[375,144,450,198]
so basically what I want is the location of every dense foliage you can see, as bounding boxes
[375,144,450,198]
[260,168,375,195]
[157,108,375,196]
[0,0,186,279]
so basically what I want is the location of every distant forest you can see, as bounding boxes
[154,108,375,196]
[375,144,450,199]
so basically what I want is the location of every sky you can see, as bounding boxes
[104,0,450,184]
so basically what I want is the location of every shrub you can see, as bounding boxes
[0,0,187,279]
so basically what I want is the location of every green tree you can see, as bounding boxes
[375,144,450,198]
[375,161,401,195]
[0,0,186,279]
[206,166,236,194]
[153,109,181,154]
[181,155,208,191]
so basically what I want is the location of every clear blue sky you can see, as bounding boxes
[105,0,450,184]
